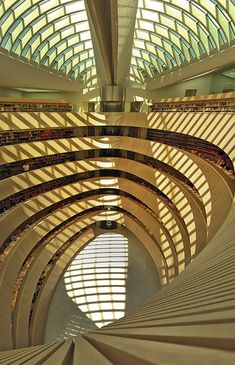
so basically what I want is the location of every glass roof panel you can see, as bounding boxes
[0,0,96,83]
[130,0,235,84]
[64,233,128,328]
[0,0,234,87]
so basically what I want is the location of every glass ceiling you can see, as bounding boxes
[64,233,128,328]
[222,67,235,79]
[130,0,235,84]
[0,0,97,85]
[0,0,234,86]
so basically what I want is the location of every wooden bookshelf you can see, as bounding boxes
[0,128,75,146]
[0,97,72,112]
[149,92,235,112]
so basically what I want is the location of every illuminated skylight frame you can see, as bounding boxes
[64,233,128,328]
[130,0,235,84]
[0,0,234,86]
[0,0,97,83]
[222,67,235,79]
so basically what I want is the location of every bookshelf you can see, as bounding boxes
[0,97,72,112]
[149,92,235,112]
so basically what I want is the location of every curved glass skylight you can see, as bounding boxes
[130,0,235,83]
[0,0,234,87]
[0,0,97,83]
[64,233,128,328]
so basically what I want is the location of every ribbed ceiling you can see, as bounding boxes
[0,0,234,88]
[130,0,235,83]
[0,0,97,85]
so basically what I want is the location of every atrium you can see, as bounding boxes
[0,1,235,364]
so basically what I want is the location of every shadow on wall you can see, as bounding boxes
[126,228,161,313]
[44,279,97,343]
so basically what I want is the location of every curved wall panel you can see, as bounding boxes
[0,108,234,364]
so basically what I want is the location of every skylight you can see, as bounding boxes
[0,0,96,83]
[64,233,128,328]
[0,0,234,87]
[130,0,235,84]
